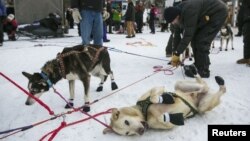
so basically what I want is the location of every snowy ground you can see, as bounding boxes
[0,26,250,141]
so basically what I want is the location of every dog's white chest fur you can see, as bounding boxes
[66,72,80,80]
[91,64,107,77]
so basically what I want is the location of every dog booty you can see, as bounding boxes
[160,92,175,104]
[183,65,197,77]
[164,113,184,126]
[215,76,224,85]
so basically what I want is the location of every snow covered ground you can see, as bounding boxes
[0,26,250,141]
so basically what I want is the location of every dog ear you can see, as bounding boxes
[111,108,120,120]
[22,72,32,80]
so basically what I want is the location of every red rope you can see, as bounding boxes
[39,109,112,141]
[52,87,111,129]
[0,72,54,115]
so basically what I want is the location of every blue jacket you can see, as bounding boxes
[0,0,6,16]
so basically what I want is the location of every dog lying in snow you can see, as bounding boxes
[103,67,226,136]
[22,45,118,112]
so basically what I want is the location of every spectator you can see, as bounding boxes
[135,1,144,33]
[149,4,157,34]
[6,0,14,15]
[112,7,122,32]
[66,8,74,29]
[106,0,113,34]
[103,7,110,42]
[0,0,6,46]
[164,0,228,78]
[236,0,250,65]
[3,14,17,41]
[71,0,105,46]
[125,0,136,38]
[71,8,81,36]
[235,0,243,37]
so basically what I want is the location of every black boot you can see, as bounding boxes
[198,69,210,78]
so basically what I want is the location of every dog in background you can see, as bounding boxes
[22,45,118,112]
[103,67,226,136]
[219,24,234,51]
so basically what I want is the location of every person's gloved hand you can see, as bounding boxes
[72,8,82,24]
[171,52,181,67]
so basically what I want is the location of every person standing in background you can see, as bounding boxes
[149,4,157,34]
[125,0,136,38]
[106,0,113,34]
[71,0,105,46]
[103,7,110,42]
[6,0,14,15]
[135,1,144,33]
[0,0,6,46]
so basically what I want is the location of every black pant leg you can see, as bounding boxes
[243,22,250,59]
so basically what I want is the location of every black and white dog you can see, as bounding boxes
[22,45,118,112]
[219,24,234,51]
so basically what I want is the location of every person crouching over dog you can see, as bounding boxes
[3,14,17,41]
[164,0,228,78]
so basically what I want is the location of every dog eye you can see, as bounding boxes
[126,131,129,135]
[125,120,130,126]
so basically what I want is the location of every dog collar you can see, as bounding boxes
[40,72,53,88]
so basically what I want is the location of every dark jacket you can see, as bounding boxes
[125,2,135,21]
[71,0,104,12]
[176,0,227,54]
[242,0,250,24]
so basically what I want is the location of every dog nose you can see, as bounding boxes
[137,127,145,135]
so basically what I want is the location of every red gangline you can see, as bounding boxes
[0,72,54,115]
[39,109,112,141]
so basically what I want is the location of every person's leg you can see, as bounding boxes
[242,23,250,60]
[80,10,94,45]
[192,8,227,77]
[0,17,4,45]
[92,11,103,46]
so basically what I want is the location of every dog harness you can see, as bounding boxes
[56,45,106,78]
[136,97,152,121]
[136,92,199,120]
[169,92,198,118]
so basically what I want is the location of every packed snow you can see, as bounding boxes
[0,26,249,141]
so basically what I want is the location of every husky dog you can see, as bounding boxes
[22,45,118,112]
[103,67,226,136]
[220,24,234,51]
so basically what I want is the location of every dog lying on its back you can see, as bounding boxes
[22,45,118,112]
[103,67,226,136]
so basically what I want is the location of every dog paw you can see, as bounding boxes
[169,113,184,126]
[161,92,175,104]
[215,76,224,85]
[96,86,103,92]
[64,102,74,109]
[82,105,90,112]
[111,82,118,90]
